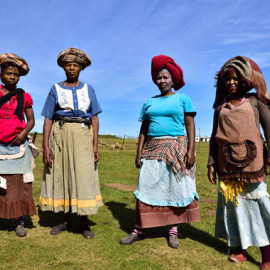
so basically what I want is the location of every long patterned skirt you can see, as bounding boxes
[134,136,200,228]
[39,122,103,215]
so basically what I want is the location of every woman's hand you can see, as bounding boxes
[184,115,195,170]
[135,153,141,169]
[93,147,100,163]
[135,121,149,169]
[10,130,27,146]
[42,118,53,168]
[265,156,270,174]
[184,149,195,170]
[11,107,35,146]
[43,146,53,168]
[208,165,217,184]
[92,115,100,163]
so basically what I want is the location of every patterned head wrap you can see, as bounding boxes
[214,56,269,108]
[151,55,185,90]
[57,47,91,70]
[0,53,29,76]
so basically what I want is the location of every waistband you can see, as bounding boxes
[54,115,92,126]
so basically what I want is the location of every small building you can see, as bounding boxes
[195,136,210,142]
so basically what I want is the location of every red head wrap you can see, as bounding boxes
[151,55,185,90]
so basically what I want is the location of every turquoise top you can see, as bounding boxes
[139,93,196,136]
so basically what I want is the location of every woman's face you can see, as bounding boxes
[156,70,174,95]
[223,69,242,96]
[1,65,20,89]
[63,62,81,81]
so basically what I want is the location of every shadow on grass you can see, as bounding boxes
[180,223,259,266]
[37,207,97,232]
[105,201,135,234]
[0,215,35,232]
[106,201,260,267]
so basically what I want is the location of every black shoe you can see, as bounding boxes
[168,235,179,249]
[50,223,69,235]
[120,233,145,245]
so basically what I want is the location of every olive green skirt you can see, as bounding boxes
[39,122,103,215]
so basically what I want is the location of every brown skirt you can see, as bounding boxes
[134,199,200,228]
[0,174,36,219]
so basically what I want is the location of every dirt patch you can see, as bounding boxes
[104,183,136,192]
[200,199,216,204]
[204,210,216,216]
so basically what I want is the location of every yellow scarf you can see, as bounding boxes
[220,181,245,206]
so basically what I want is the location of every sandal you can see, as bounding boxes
[168,235,179,249]
[13,217,27,237]
[50,223,69,235]
[260,262,270,270]
[81,226,95,239]
[228,253,247,263]
[14,224,27,237]
[120,233,145,245]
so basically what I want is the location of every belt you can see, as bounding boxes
[54,115,92,126]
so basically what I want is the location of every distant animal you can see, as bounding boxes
[99,141,108,147]
[110,145,115,150]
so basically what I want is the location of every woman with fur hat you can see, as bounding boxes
[39,47,103,239]
[0,53,36,237]
[208,56,270,269]
[120,55,200,248]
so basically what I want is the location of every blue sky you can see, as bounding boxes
[1,0,270,137]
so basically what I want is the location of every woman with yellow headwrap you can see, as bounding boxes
[0,53,36,237]
[39,47,103,239]
[208,56,270,269]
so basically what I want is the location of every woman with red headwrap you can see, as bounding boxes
[0,53,36,237]
[120,55,200,248]
[208,56,270,269]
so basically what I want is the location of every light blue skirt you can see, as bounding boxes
[215,179,270,249]
[0,140,31,174]
[134,158,199,207]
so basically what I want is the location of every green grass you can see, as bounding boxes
[0,135,266,269]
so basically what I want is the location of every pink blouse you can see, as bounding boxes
[0,85,33,143]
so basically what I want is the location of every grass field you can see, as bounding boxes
[0,135,267,270]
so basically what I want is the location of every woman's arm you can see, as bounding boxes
[135,120,149,168]
[207,107,220,184]
[92,114,100,162]
[184,115,195,170]
[42,117,53,168]
[257,99,270,171]
[11,107,35,146]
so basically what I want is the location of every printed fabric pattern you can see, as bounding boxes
[135,136,199,207]
[141,136,195,180]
